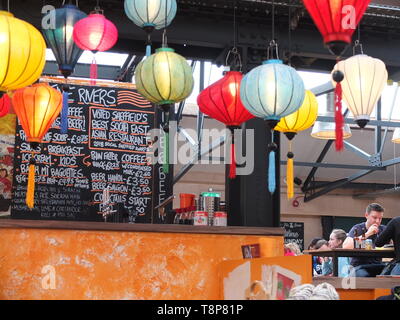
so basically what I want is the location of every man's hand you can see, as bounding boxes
[366,224,379,238]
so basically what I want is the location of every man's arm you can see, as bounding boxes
[342,236,354,249]
[375,220,394,247]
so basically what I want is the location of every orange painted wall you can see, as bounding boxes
[0,228,284,300]
[337,289,391,300]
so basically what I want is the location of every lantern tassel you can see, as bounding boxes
[268,151,276,194]
[146,44,152,57]
[335,82,344,151]
[90,55,98,86]
[60,88,69,134]
[26,158,36,209]
[229,139,237,179]
[287,154,294,200]
[163,131,169,174]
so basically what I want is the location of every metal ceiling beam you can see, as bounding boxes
[43,61,121,80]
[11,1,400,77]
[304,169,375,202]
[281,161,385,171]
[316,116,400,128]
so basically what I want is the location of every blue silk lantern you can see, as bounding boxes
[124,0,177,56]
[240,59,305,194]
[42,4,87,134]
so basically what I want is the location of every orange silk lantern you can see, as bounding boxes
[12,83,62,209]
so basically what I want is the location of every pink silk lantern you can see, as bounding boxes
[73,11,118,85]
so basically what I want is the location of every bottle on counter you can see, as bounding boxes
[360,233,366,249]
[353,229,359,249]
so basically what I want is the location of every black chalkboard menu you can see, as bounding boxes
[280,221,305,251]
[11,79,170,223]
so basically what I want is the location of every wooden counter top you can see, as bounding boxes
[0,219,285,236]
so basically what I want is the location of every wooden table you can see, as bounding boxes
[304,249,395,276]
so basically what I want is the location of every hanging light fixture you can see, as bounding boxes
[134,0,194,174]
[240,0,305,194]
[125,0,177,56]
[0,94,10,118]
[302,0,371,57]
[332,43,388,129]
[73,3,119,85]
[42,2,87,134]
[0,11,46,94]
[392,128,400,144]
[12,83,63,209]
[275,90,318,199]
[197,1,254,179]
[311,92,352,140]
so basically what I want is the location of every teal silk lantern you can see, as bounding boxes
[124,0,177,56]
[42,4,87,134]
[240,59,305,123]
[240,59,305,194]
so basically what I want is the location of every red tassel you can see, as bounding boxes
[335,82,344,151]
[229,141,237,179]
[90,56,98,86]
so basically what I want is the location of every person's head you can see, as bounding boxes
[284,242,302,256]
[329,229,347,249]
[0,168,7,178]
[365,203,384,227]
[308,237,324,250]
[315,239,329,251]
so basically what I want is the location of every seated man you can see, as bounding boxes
[376,216,400,275]
[342,203,388,277]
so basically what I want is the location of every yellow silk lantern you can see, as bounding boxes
[13,83,62,209]
[276,90,318,199]
[0,11,46,92]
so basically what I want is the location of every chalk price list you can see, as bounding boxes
[89,105,155,220]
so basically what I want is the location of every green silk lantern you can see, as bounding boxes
[135,47,194,173]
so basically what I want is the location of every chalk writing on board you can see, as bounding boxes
[12,83,161,222]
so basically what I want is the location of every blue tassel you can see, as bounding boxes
[268,151,276,194]
[146,44,152,57]
[60,91,69,134]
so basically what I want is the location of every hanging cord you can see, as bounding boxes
[62,0,79,7]
[288,0,292,66]
[162,0,169,47]
[394,140,397,189]
[271,0,275,42]
[225,1,242,72]
[353,40,364,56]
[267,0,279,60]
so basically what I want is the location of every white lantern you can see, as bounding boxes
[332,54,388,128]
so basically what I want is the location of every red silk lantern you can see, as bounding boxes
[197,71,254,179]
[302,0,371,56]
[73,11,118,84]
[12,83,62,209]
[0,94,10,118]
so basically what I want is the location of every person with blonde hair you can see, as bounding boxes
[284,242,302,256]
